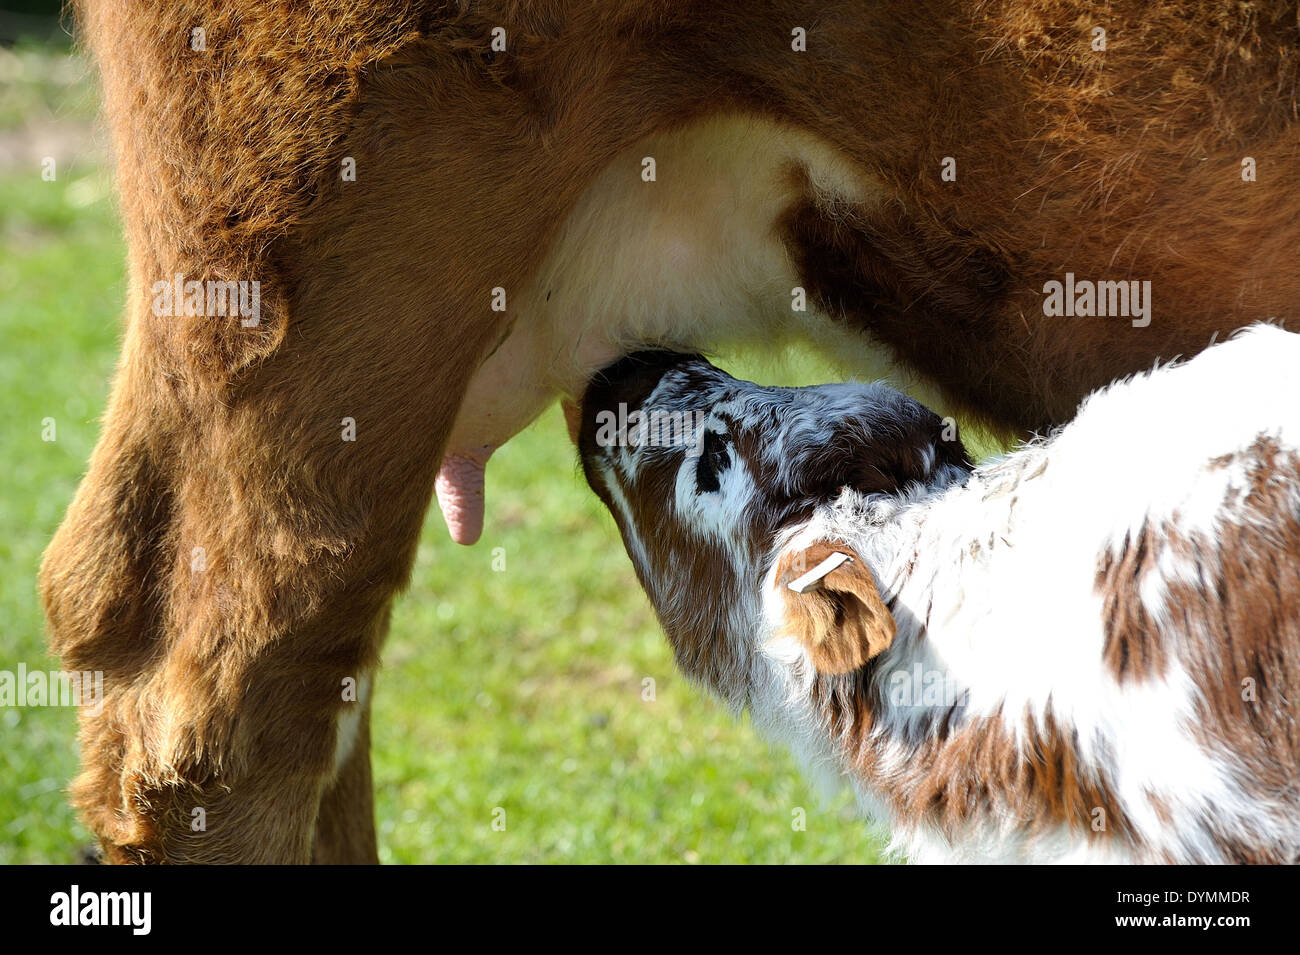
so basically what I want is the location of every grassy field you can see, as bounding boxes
[0,42,998,864]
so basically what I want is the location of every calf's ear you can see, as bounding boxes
[774,541,896,674]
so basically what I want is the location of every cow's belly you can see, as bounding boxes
[437,114,901,542]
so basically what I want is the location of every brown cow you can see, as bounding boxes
[42,0,1299,862]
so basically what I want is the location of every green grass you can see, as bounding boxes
[377,410,890,863]
[0,153,124,863]
[0,45,1003,864]
[0,40,98,131]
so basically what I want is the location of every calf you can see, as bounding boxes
[577,325,1300,863]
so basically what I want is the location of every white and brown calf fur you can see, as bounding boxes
[577,324,1300,864]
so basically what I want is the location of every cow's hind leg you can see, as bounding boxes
[44,6,662,861]
[41,244,498,860]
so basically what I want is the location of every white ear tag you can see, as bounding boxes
[786,552,853,594]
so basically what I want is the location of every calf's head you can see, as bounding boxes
[577,351,971,704]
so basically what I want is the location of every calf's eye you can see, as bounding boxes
[695,430,730,493]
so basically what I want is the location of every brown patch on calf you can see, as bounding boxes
[1100,438,1300,861]
[776,542,896,674]
[1146,790,1174,826]
[906,708,1130,845]
[600,445,746,696]
[1176,442,1300,854]
[1095,521,1170,684]
[816,682,1133,850]
[1108,441,1300,797]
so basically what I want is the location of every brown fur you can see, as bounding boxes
[776,543,896,674]
[1094,437,1300,850]
[46,0,1300,861]
[1175,441,1300,862]
[583,424,746,695]
[828,701,1136,846]
[806,638,1133,848]
[1095,521,1170,683]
